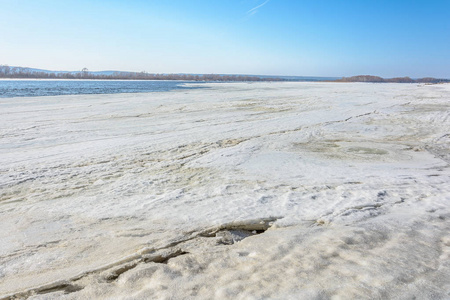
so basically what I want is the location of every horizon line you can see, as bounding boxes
[1,64,450,80]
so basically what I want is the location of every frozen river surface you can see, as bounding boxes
[1,82,450,299]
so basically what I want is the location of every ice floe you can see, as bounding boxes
[0,82,449,299]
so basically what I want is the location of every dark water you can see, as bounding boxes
[0,80,203,98]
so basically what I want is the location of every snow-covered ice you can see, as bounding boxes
[1,82,449,299]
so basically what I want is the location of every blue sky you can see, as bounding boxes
[1,0,449,77]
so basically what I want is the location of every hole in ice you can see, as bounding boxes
[214,229,260,245]
[199,217,279,244]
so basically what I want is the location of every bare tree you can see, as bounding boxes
[81,68,89,78]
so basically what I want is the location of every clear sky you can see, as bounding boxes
[1,0,449,77]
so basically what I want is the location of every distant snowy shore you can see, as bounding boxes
[1,82,449,299]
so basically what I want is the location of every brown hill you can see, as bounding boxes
[335,75,449,83]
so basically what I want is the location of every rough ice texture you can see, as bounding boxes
[1,82,449,299]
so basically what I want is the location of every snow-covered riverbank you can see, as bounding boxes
[1,82,449,299]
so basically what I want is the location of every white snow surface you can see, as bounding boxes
[1,82,450,299]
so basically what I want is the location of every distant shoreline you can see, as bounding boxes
[1,66,448,83]
[1,77,448,84]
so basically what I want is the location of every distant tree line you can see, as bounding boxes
[0,65,283,82]
[3,66,447,83]
[335,75,449,84]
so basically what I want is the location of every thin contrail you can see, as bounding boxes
[247,0,270,14]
